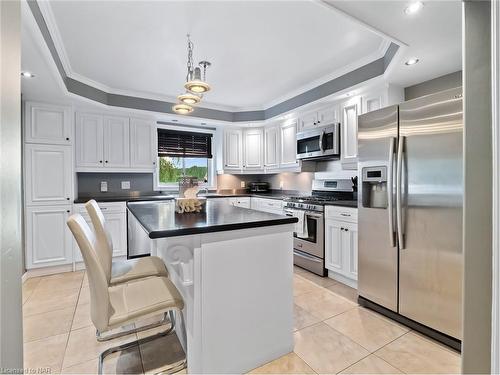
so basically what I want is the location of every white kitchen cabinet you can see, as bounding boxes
[340,97,361,169]
[103,116,130,168]
[264,126,279,170]
[298,110,318,131]
[362,93,383,114]
[24,102,72,145]
[73,202,127,262]
[280,120,299,168]
[130,118,155,170]
[298,105,340,131]
[251,197,284,215]
[223,129,243,171]
[243,128,263,171]
[25,144,73,206]
[25,205,73,269]
[325,206,358,286]
[75,113,104,168]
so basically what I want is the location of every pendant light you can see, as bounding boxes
[185,61,211,94]
[172,103,194,114]
[177,92,201,105]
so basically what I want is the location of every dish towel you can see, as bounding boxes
[292,209,308,239]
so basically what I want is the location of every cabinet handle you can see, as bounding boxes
[99,160,103,163]
[105,160,108,163]
[340,213,351,217]
[66,210,70,213]
[66,137,70,141]
[317,120,321,124]
[153,161,156,165]
[66,197,70,200]
[341,227,344,231]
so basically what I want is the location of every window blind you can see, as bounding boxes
[157,129,213,158]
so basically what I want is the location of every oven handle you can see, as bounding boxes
[284,209,323,218]
[293,250,323,263]
[319,131,324,152]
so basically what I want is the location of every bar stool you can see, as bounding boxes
[67,214,187,374]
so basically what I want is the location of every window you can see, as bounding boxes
[156,128,213,190]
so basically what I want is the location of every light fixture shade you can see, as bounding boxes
[184,80,211,94]
[177,93,201,105]
[172,103,194,115]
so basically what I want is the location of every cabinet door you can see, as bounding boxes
[75,113,104,168]
[26,206,73,269]
[325,219,343,272]
[224,129,242,170]
[341,98,361,167]
[25,102,72,145]
[103,116,130,168]
[280,121,298,167]
[25,144,73,206]
[298,110,318,131]
[130,118,155,170]
[318,104,340,125]
[362,94,383,114]
[264,126,279,169]
[243,128,263,170]
[104,212,127,257]
[342,222,358,280]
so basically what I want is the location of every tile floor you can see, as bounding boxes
[22,267,461,374]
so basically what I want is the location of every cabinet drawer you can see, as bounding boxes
[74,201,126,215]
[325,206,357,222]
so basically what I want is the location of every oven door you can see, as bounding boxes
[285,209,324,258]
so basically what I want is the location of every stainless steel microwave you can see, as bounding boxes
[296,123,340,160]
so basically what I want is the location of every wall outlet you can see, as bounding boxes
[100,181,108,192]
[240,181,245,188]
[121,181,131,190]
[279,180,284,190]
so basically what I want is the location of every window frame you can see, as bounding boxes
[153,124,217,192]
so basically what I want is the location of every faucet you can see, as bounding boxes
[197,187,209,196]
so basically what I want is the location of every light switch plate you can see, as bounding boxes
[121,181,131,190]
[100,181,108,192]
[240,181,245,188]
[279,180,284,189]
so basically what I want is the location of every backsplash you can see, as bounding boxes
[77,172,155,198]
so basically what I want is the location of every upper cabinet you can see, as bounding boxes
[243,128,264,171]
[75,112,154,172]
[280,120,299,168]
[264,126,279,170]
[340,97,361,169]
[25,102,73,145]
[130,118,156,169]
[298,105,340,131]
[223,129,243,170]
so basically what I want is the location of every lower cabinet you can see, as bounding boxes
[250,197,284,215]
[73,202,127,262]
[325,206,358,286]
[25,205,73,269]
[224,197,251,209]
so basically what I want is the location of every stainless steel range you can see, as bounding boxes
[284,177,356,276]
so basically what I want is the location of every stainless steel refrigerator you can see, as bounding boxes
[357,87,463,344]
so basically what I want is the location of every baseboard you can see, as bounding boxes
[327,270,358,289]
[24,264,75,278]
[21,272,29,283]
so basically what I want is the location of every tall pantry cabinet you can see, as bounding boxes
[24,102,75,270]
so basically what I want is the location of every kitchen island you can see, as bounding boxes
[127,200,297,374]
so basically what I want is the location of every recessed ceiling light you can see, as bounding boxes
[21,71,35,78]
[405,58,420,66]
[404,1,424,15]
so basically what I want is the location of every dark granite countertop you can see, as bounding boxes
[127,199,298,239]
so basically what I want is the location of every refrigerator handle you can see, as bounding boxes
[396,135,405,249]
[388,137,396,247]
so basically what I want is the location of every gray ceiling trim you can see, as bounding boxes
[28,0,399,123]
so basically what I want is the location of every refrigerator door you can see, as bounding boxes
[358,105,399,311]
[398,87,463,339]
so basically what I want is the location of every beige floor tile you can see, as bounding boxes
[294,289,356,320]
[83,272,89,286]
[294,304,321,331]
[297,271,337,288]
[375,332,461,374]
[36,271,84,292]
[294,266,308,275]
[340,354,403,374]
[62,325,137,369]
[78,286,91,307]
[293,275,324,296]
[249,352,315,374]
[293,322,369,374]
[62,357,98,374]
[22,277,42,304]
[327,282,359,303]
[72,303,93,331]
[324,307,408,352]
[24,306,75,342]
[23,287,80,316]
[24,332,68,373]
[61,348,143,375]
[139,332,186,375]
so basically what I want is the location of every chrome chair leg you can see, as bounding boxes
[96,312,170,342]
[98,310,187,375]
